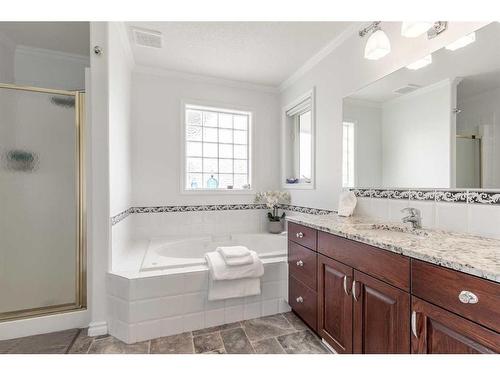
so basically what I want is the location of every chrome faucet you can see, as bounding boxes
[401,207,422,229]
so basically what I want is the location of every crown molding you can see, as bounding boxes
[279,22,364,92]
[15,45,90,65]
[133,65,279,94]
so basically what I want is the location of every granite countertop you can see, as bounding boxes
[286,213,500,283]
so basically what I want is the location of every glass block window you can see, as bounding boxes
[184,104,251,191]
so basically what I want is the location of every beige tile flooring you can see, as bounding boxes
[0,312,329,354]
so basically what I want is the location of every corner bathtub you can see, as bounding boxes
[140,232,287,272]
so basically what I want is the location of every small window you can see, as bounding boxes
[343,121,355,187]
[184,104,252,191]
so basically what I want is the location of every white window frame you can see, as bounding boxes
[281,88,316,190]
[180,99,254,195]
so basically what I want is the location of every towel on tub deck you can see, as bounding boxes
[205,250,264,301]
[205,251,264,280]
[207,277,261,301]
[216,246,253,266]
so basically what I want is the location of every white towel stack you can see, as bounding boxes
[205,245,264,301]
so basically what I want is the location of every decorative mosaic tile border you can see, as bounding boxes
[111,203,336,226]
[110,208,133,226]
[351,188,500,204]
[280,204,335,216]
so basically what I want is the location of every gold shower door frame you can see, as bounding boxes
[0,83,87,322]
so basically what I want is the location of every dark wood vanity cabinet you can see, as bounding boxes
[287,221,500,354]
[317,255,353,354]
[411,297,500,354]
[316,234,410,354]
[352,271,410,353]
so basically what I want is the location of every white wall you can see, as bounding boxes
[0,34,15,83]
[131,68,281,207]
[280,22,487,210]
[108,23,133,217]
[342,98,382,187]
[381,80,452,188]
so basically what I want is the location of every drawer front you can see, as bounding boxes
[318,231,410,291]
[412,260,500,333]
[288,222,317,250]
[289,275,317,331]
[288,241,317,290]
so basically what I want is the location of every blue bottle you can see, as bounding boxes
[207,175,218,188]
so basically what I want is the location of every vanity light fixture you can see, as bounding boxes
[445,32,476,51]
[406,54,432,70]
[401,22,434,38]
[359,22,391,60]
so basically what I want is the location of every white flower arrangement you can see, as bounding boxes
[255,190,291,222]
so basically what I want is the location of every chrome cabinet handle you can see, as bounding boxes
[343,275,350,296]
[296,232,304,238]
[352,280,358,301]
[296,296,304,303]
[459,290,479,304]
[411,311,418,339]
[296,260,304,267]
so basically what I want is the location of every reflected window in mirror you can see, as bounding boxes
[282,89,315,189]
[342,121,355,187]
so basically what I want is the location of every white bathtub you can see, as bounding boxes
[140,232,287,272]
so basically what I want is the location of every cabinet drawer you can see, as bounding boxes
[289,275,317,331]
[288,222,317,250]
[412,260,500,333]
[318,231,410,291]
[288,241,317,291]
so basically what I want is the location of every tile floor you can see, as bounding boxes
[0,312,329,354]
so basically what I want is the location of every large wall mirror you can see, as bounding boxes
[282,89,315,189]
[343,22,500,189]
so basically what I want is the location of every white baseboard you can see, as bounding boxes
[0,310,89,340]
[87,321,108,336]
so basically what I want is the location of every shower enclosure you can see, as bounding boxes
[0,83,86,321]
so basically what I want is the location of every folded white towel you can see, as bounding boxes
[207,276,261,301]
[217,245,250,258]
[338,191,357,217]
[217,246,253,266]
[205,251,264,281]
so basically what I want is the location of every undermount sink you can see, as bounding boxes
[352,223,430,238]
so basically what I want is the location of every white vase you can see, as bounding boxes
[268,220,284,234]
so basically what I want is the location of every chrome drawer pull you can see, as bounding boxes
[459,290,479,304]
[343,275,350,296]
[296,296,304,303]
[411,311,418,339]
[296,232,304,238]
[296,260,304,267]
[352,280,358,301]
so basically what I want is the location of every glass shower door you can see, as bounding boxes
[0,84,85,320]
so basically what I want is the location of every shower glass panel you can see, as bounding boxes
[0,84,85,321]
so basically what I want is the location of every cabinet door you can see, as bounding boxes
[411,297,500,354]
[353,270,410,354]
[317,255,353,354]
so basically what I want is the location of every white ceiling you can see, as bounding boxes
[126,22,352,87]
[0,22,90,56]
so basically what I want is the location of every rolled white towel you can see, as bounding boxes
[217,246,253,266]
[205,251,264,281]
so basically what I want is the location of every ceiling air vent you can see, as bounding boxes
[393,84,421,95]
[132,28,162,48]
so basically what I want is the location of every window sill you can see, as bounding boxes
[181,189,256,195]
